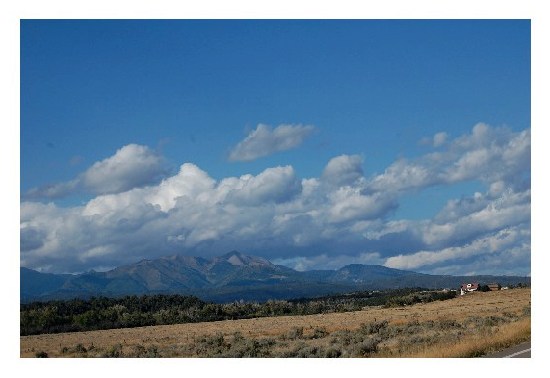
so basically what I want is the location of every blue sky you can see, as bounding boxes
[20,19,531,275]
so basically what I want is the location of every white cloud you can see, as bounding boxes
[421,189,530,246]
[273,252,385,272]
[369,158,434,192]
[223,165,302,206]
[433,132,448,147]
[81,144,166,194]
[24,144,167,199]
[419,131,448,147]
[385,225,530,274]
[147,163,216,212]
[361,185,530,259]
[20,124,531,275]
[369,123,530,193]
[228,123,315,161]
[321,154,364,187]
[24,180,79,199]
[327,187,397,223]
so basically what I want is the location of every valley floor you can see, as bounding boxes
[20,288,531,358]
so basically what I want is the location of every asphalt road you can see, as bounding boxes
[484,341,531,358]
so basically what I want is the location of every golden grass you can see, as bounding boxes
[20,288,531,358]
[399,317,531,358]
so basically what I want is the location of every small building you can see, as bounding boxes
[460,282,479,295]
[488,283,501,291]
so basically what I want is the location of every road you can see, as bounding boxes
[484,341,531,358]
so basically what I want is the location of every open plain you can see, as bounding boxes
[20,288,531,358]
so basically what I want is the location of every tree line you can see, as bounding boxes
[20,288,457,336]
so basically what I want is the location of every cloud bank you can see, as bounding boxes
[229,123,315,161]
[20,124,530,276]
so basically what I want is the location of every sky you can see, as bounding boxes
[20,19,531,276]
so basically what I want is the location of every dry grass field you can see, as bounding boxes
[20,288,530,358]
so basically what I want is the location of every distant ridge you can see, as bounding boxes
[20,251,531,303]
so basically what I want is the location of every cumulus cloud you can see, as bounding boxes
[229,123,315,161]
[385,224,530,275]
[357,185,530,260]
[24,180,79,200]
[81,144,167,194]
[421,190,530,248]
[433,132,448,147]
[368,123,530,193]
[24,144,167,200]
[223,166,302,206]
[21,163,310,272]
[326,187,397,224]
[419,131,448,147]
[321,154,364,187]
[20,124,530,276]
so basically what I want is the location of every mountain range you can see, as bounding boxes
[20,251,530,303]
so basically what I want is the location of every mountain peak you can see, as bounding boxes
[221,250,244,258]
[227,254,245,266]
[217,251,272,267]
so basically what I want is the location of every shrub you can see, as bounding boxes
[131,344,159,358]
[222,338,275,358]
[437,319,461,330]
[352,337,380,357]
[145,346,159,357]
[232,331,245,344]
[277,341,308,358]
[35,351,48,358]
[330,329,360,347]
[401,320,424,335]
[193,333,228,356]
[324,347,342,358]
[483,316,506,327]
[131,344,147,357]
[311,327,329,339]
[287,327,304,340]
[102,343,123,358]
[295,345,321,358]
[359,320,388,335]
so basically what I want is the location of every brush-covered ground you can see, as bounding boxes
[21,288,530,358]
